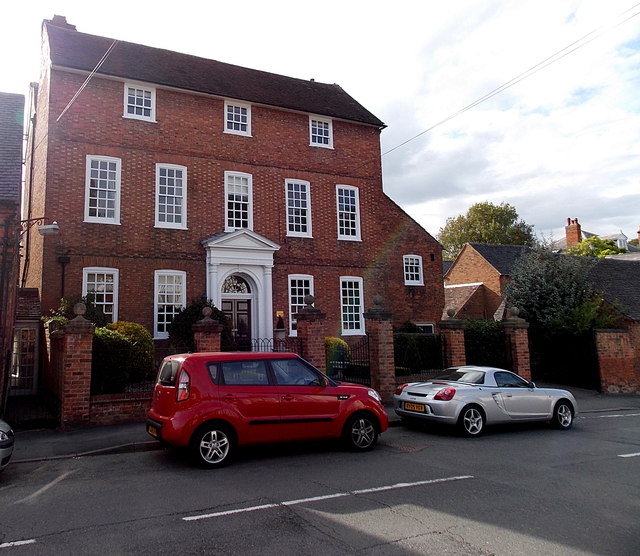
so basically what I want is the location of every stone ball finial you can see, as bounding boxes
[73,302,87,316]
[202,306,212,318]
[303,294,315,307]
[508,306,520,318]
[373,294,383,308]
[446,307,455,318]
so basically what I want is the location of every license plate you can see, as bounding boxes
[147,425,158,438]
[404,402,426,413]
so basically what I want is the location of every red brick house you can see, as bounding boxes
[23,16,443,347]
[443,243,530,320]
[0,92,25,415]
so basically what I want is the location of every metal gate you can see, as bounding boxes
[327,336,371,386]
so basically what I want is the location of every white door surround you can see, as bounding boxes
[201,230,280,339]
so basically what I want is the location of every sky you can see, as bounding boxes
[2,0,639,243]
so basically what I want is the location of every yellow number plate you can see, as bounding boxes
[404,402,426,413]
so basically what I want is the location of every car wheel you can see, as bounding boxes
[552,401,574,430]
[458,405,485,437]
[191,423,235,468]
[344,413,378,451]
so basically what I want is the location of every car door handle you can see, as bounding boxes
[504,393,513,397]
[282,395,294,402]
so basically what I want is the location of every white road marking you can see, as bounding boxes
[183,475,474,522]
[0,540,36,549]
[582,412,640,419]
[618,452,640,458]
[14,471,75,505]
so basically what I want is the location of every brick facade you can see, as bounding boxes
[24,19,443,347]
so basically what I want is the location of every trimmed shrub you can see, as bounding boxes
[463,319,509,368]
[107,321,155,381]
[167,299,231,352]
[91,328,131,394]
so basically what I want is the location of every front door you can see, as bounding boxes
[222,299,252,350]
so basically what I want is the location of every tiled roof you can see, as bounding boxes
[468,243,532,275]
[44,20,385,128]
[0,92,24,202]
[588,258,640,321]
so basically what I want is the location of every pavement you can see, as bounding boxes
[9,385,640,464]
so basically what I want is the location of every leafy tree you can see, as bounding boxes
[438,202,537,260]
[567,236,625,258]
[44,293,108,330]
[504,248,619,332]
[629,238,638,247]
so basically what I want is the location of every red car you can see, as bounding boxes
[147,352,388,467]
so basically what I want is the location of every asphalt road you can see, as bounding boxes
[1,410,638,555]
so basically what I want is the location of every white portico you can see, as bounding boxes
[201,230,280,340]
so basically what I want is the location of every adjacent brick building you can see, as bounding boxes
[23,16,443,346]
[0,92,25,415]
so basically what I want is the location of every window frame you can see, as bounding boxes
[340,276,365,336]
[288,274,314,336]
[224,100,252,137]
[224,171,253,231]
[82,267,119,323]
[154,270,186,340]
[309,116,333,148]
[84,155,122,225]
[123,83,156,122]
[285,179,312,238]
[155,163,188,229]
[336,185,361,241]
[403,254,424,286]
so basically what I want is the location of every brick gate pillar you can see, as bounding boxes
[60,303,94,428]
[440,316,466,368]
[192,307,223,352]
[595,328,638,394]
[363,295,395,403]
[294,295,327,373]
[503,308,531,380]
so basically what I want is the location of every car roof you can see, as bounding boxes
[165,352,300,363]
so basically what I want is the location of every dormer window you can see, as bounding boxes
[616,232,628,250]
[224,101,251,136]
[124,83,156,122]
[309,116,333,148]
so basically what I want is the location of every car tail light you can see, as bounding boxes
[434,387,456,401]
[395,384,408,395]
[177,370,190,401]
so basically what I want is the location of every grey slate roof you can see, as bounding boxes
[468,243,532,275]
[44,20,385,128]
[0,92,24,202]
[587,258,640,321]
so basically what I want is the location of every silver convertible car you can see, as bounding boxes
[394,366,577,436]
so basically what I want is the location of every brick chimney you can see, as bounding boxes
[45,15,77,31]
[565,218,582,248]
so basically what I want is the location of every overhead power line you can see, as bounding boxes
[381,3,640,158]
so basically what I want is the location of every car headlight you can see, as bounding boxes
[0,430,8,442]
[367,389,382,403]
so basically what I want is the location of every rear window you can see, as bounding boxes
[435,369,485,384]
[158,360,180,386]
